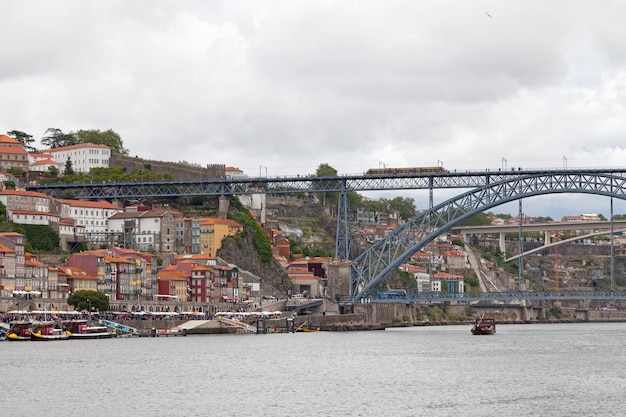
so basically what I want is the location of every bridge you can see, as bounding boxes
[368,290,626,303]
[27,167,626,302]
[453,221,626,262]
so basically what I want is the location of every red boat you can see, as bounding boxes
[471,315,496,335]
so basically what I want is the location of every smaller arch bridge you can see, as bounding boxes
[350,171,626,301]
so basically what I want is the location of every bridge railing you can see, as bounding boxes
[367,290,626,303]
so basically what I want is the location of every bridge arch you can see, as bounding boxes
[350,171,626,301]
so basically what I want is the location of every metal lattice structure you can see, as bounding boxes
[350,171,626,301]
[371,290,626,303]
[26,168,626,301]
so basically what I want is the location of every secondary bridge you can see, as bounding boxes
[27,167,626,302]
[370,290,626,303]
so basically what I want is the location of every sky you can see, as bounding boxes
[2,1,626,219]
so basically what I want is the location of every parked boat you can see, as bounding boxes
[30,322,70,341]
[294,321,320,333]
[6,321,32,341]
[64,320,113,339]
[471,314,496,335]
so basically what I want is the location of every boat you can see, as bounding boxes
[6,321,32,341]
[30,322,70,341]
[471,314,496,335]
[294,321,320,333]
[64,320,113,339]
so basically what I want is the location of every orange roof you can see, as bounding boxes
[200,218,241,227]
[57,199,121,209]
[0,145,27,155]
[0,190,52,199]
[0,243,15,253]
[42,142,110,152]
[0,134,21,144]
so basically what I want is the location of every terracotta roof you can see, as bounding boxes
[0,134,21,144]
[0,145,27,154]
[57,199,121,209]
[0,190,52,199]
[42,142,110,152]
[0,243,15,253]
[199,218,242,227]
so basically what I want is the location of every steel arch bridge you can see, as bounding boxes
[350,171,626,301]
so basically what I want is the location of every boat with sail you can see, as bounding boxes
[471,314,496,335]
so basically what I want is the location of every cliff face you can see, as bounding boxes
[218,232,292,296]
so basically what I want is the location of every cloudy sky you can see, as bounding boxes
[2,1,626,218]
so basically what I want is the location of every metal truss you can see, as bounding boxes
[350,171,626,301]
[26,169,626,302]
[28,168,626,199]
[335,188,352,261]
[370,290,626,303]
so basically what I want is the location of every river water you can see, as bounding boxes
[2,322,625,417]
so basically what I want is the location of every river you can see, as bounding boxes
[2,322,625,417]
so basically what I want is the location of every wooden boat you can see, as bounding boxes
[294,321,320,333]
[30,322,70,341]
[6,321,32,341]
[64,320,113,339]
[471,314,496,335]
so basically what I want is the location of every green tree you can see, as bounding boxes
[7,130,37,151]
[41,128,78,149]
[385,196,416,221]
[314,163,340,209]
[74,129,129,155]
[67,290,109,311]
[63,157,75,176]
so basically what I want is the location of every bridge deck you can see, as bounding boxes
[368,290,626,303]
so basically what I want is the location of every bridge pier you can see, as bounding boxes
[218,196,230,219]
[499,232,506,254]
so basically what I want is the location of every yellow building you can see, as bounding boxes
[199,218,243,257]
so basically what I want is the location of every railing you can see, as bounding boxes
[366,290,626,303]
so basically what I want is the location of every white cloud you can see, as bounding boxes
[3,1,626,218]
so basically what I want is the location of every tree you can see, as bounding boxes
[73,129,129,155]
[315,163,339,208]
[41,128,78,149]
[63,157,75,176]
[385,196,416,221]
[7,130,37,151]
[67,289,109,311]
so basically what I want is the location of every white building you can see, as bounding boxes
[54,199,123,243]
[7,209,60,226]
[42,142,111,173]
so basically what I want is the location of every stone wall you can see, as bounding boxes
[110,154,225,180]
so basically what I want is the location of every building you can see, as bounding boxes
[157,265,189,301]
[175,217,201,254]
[286,260,321,297]
[431,272,465,294]
[108,207,180,254]
[54,199,123,246]
[0,190,54,214]
[0,232,26,296]
[0,134,29,172]
[199,218,243,257]
[42,142,111,173]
